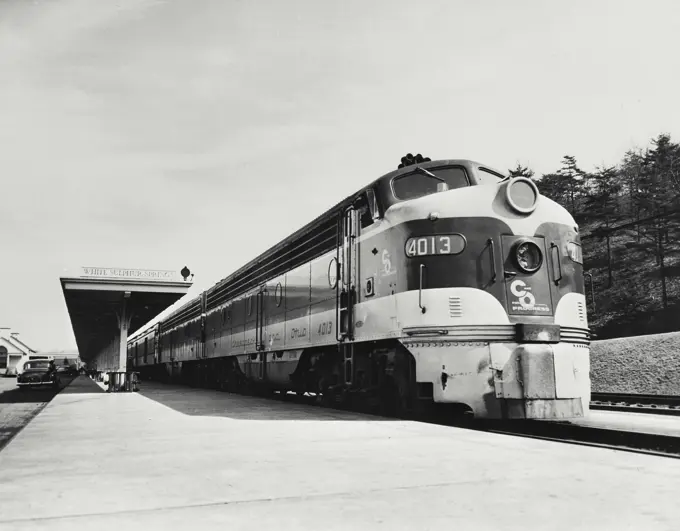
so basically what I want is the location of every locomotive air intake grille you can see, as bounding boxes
[449,297,462,318]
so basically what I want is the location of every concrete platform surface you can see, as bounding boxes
[572,409,680,437]
[0,375,77,452]
[0,377,678,531]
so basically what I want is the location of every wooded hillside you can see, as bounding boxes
[513,134,680,339]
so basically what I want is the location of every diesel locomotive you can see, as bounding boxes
[127,155,590,419]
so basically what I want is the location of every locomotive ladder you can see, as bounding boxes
[199,292,207,360]
[336,206,357,387]
[255,287,266,381]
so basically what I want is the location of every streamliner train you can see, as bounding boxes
[127,155,590,419]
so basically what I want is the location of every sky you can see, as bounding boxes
[1,0,679,351]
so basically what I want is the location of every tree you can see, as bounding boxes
[644,133,680,204]
[619,149,644,228]
[508,163,535,180]
[556,155,587,217]
[637,134,680,309]
[586,166,622,224]
[544,133,680,337]
[584,166,622,287]
[535,172,570,206]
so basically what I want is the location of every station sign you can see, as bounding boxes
[79,267,181,282]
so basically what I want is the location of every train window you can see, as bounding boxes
[392,166,469,201]
[353,194,373,229]
[222,306,232,325]
[366,188,380,220]
[477,167,507,185]
[567,242,583,264]
[274,282,283,307]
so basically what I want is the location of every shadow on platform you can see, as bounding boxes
[0,376,79,404]
[59,375,105,394]
[137,382,394,422]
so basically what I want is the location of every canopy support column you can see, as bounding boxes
[115,292,133,372]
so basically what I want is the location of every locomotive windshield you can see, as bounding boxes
[476,167,508,185]
[391,166,469,200]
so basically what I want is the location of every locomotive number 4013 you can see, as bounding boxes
[318,321,333,335]
[405,234,466,257]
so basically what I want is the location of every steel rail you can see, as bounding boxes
[591,393,680,416]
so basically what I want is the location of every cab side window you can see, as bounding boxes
[356,188,380,230]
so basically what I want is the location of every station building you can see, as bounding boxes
[60,266,193,386]
[0,328,38,376]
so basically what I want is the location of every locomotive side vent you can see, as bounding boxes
[577,302,586,323]
[449,297,463,318]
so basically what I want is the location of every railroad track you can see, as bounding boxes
[590,392,680,416]
[459,420,680,459]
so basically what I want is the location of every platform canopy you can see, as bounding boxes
[60,266,193,368]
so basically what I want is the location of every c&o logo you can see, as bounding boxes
[510,280,536,309]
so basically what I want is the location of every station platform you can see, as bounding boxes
[0,377,679,531]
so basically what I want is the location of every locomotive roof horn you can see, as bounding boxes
[398,153,431,169]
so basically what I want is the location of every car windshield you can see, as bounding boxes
[392,166,469,201]
[25,361,50,370]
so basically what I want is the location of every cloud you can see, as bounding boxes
[2,0,680,350]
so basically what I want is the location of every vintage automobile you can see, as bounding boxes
[56,364,78,377]
[16,359,61,390]
[14,355,55,376]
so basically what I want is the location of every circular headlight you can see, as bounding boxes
[515,241,543,273]
[505,177,539,214]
